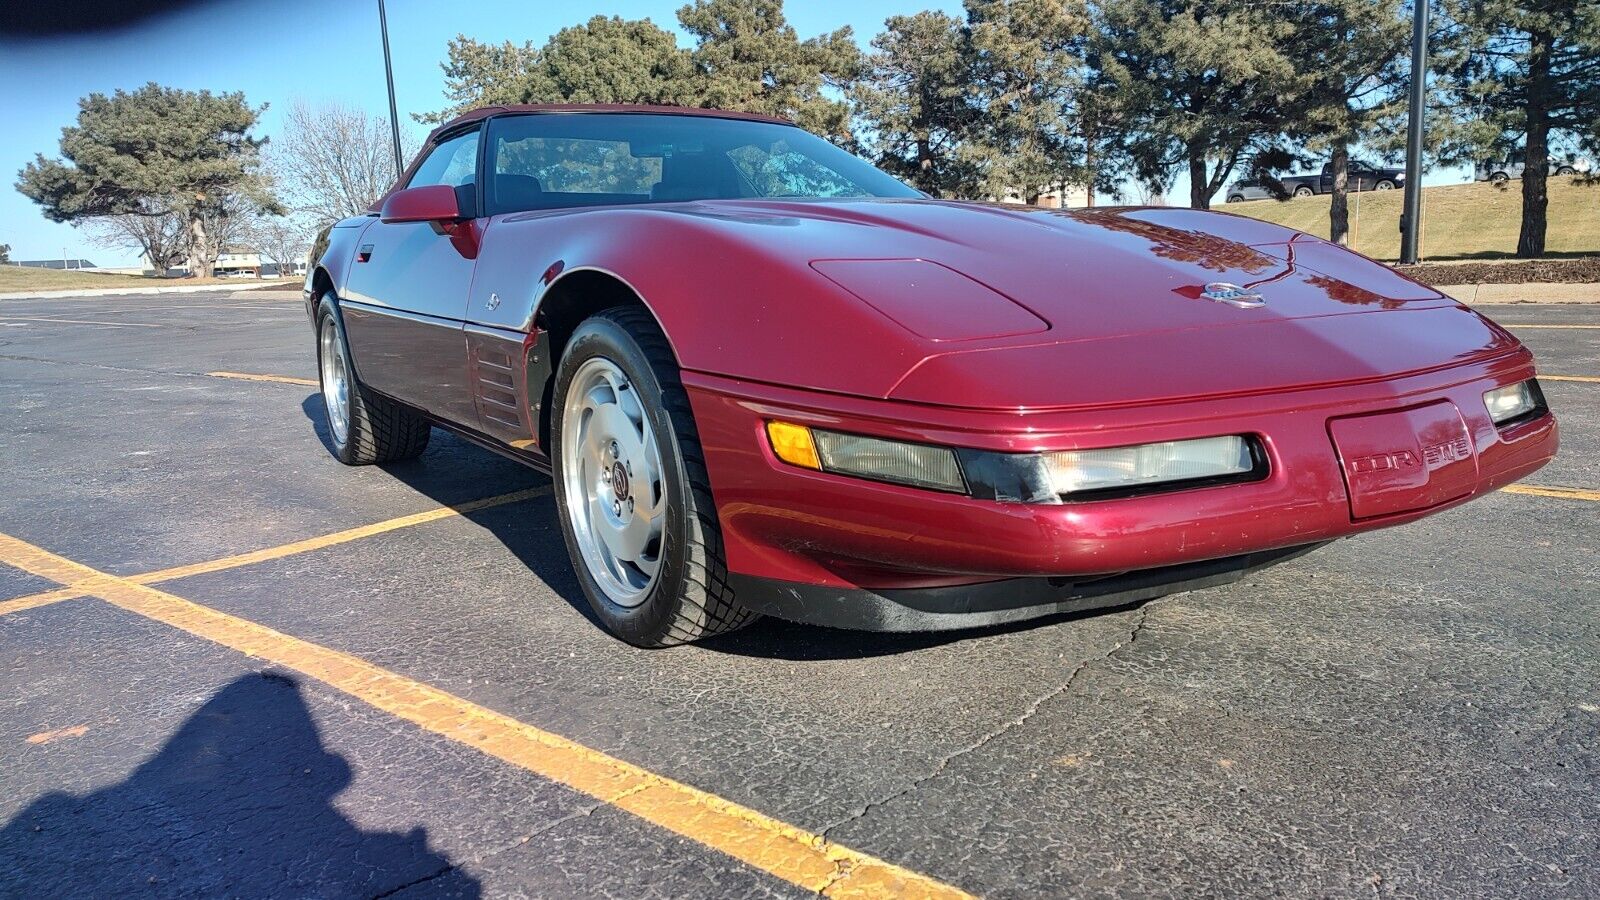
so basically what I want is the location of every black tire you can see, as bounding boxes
[1374,179,1396,190]
[1558,165,1576,176]
[1294,185,1314,197]
[1226,194,1243,203]
[1490,172,1510,185]
[315,299,430,466]
[551,307,754,647]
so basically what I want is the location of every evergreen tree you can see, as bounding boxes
[1282,0,1412,244]
[532,16,695,105]
[16,83,278,277]
[1452,0,1600,256]
[1090,0,1307,208]
[852,11,982,197]
[677,0,862,141]
[964,0,1091,204]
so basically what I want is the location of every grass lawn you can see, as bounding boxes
[0,266,297,292]
[1221,177,1599,262]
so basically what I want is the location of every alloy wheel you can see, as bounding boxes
[560,356,666,608]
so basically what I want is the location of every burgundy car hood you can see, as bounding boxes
[651,199,1517,409]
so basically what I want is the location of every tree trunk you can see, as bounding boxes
[916,132,934,196]
[1517,29,1551,258]
[1188,148,1210,209]
[187,212,214,278]
[1329,140,1351,246]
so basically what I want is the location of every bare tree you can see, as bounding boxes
[249,215,312,278]
[186,191,260,276]
[85,201,187,274]
[270,99,419,226]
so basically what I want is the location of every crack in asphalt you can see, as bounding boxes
[817,601,1157,844]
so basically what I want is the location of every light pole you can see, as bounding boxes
[378,0,404,177]
[1399,0,1428,264]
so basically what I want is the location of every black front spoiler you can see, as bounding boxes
[728,542,1329,632]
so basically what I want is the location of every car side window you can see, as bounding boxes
[408,130,480,190]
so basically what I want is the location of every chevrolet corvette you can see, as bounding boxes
[305,104,1558,647]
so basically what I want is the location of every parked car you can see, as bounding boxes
[1281,160,1405,197]
[306,104,1557,647]
[1224,179,1272,202]
[1475,153,1592,184]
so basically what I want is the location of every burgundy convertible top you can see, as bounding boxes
[427,104,797,142]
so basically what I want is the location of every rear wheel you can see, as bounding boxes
[1294,185,1314,197]
[1490,172,1510,185]
[1558,165,1577,175]
[1226,194,1243,203]
[552,307,754,647]
[315,301,430,465]
[1374,179,1396,190]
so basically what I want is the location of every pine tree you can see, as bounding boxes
[1453,0,1600,257]
[16,83,278,278]
[1090,0,1307,208]
[963,0,1091,204]
[677,0,862,141]
[852,11,983,197]
[1282,0,1412,244]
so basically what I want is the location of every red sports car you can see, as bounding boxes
[305,104,1557,647]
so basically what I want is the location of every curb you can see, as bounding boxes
[0,282,293,301]
[1438,283,1600,304]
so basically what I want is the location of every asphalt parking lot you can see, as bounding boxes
[1,290,1596,898]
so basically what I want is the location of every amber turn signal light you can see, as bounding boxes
[765,421,821,469]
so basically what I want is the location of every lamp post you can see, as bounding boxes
[378,0,404,177]
[1399,0,1428,264]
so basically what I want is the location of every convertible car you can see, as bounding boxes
[305,104,1558,647]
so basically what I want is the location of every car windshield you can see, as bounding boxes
[482,112,920,215]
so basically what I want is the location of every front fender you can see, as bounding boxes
[465,208,932,399]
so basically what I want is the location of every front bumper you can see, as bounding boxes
[683,350,1557,627]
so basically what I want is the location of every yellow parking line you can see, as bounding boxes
[1501,484,1600,502]
[1540,375,1600,383]
[0,587,79,616]
[0,530,969,899]
[206,371,318,386]
[0,487,548,618]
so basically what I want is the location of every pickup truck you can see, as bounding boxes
[1278,160,1404,197]
[1474,154,1591,184]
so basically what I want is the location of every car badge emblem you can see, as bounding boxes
[1200,282,1266,308]
[486,292,501,310]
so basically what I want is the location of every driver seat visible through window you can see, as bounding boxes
[650,153,743,202]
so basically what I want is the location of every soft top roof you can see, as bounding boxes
[426,104,797,143]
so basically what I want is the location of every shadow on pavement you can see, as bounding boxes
[0,672,479,898]
[299,396,1133,660]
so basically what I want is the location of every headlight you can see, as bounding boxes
[766,422,966,492]
[767,421,1263,502]
[1040,436,1258,497]
[1483,379,1545,426]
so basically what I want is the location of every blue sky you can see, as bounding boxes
[1,0,1462,266]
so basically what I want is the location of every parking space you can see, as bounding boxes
[1,292,1596,897]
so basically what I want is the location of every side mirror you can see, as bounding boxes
[380,184,463,229]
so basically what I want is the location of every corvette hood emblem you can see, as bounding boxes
[1200,282,1266,308]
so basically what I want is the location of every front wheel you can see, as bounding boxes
[315,301,430,465]
[1490,172,1510,185]
[1558,165,1576,176]
[552,307,754,647]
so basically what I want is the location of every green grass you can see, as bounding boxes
[0,266,296,292]
[1221,177,1600,262]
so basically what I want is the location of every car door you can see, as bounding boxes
[341,126,483,426]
